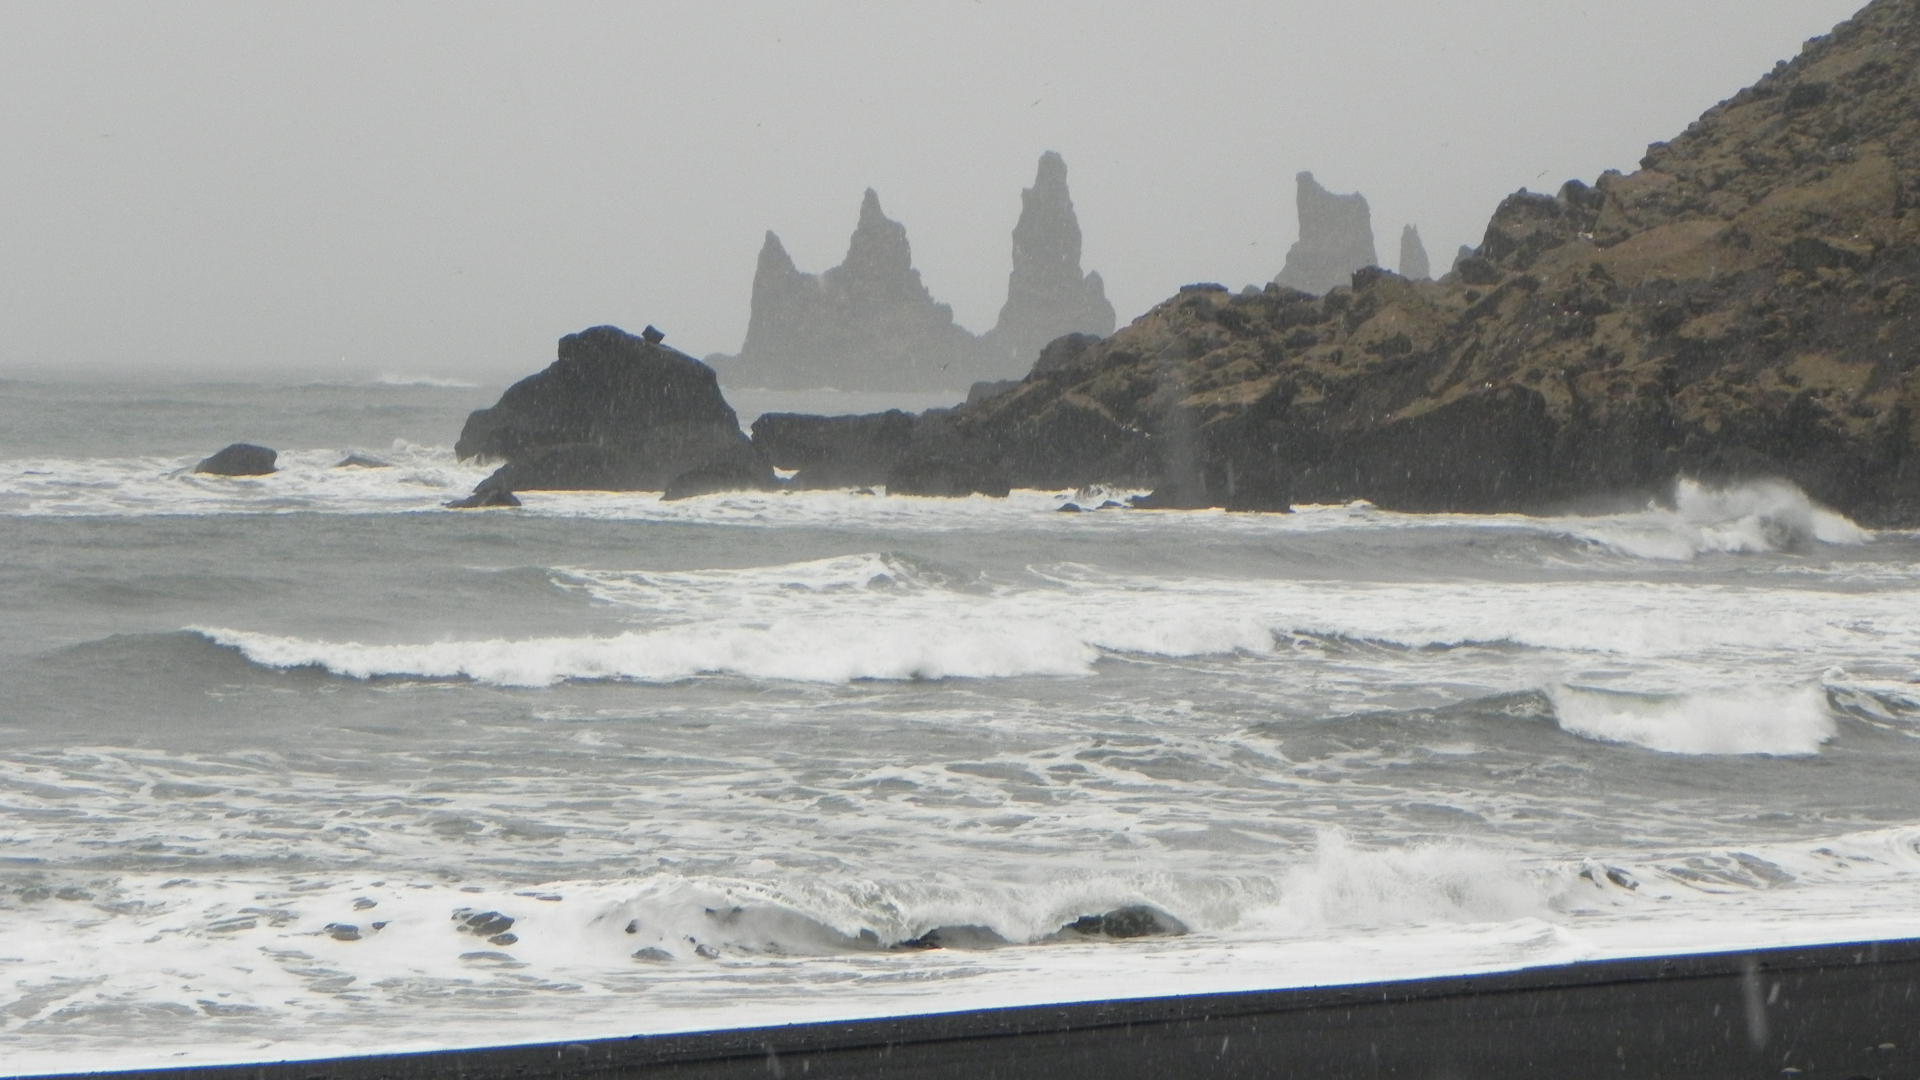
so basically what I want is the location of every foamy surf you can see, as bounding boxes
[1565,477,1871,561]
[1548,683,1837,755]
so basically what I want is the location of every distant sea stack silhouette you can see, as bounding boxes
[709,155,1115,392]
[1398,224,1431,280]
[1274,172,1379,295]
[981,151,1116,372]
[706,190,986,392]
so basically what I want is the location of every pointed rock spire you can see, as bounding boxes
[1274,172,1379,295]
[987,151,1116,373]
[710,189,981,391]
[1398,224,1431,280]
[835,188,916,293]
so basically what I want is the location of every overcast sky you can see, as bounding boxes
[1,0,1866,384]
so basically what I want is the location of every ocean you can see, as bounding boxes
[2,375,1918,1074]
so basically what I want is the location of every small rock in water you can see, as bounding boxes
[632,947,674,962]
[325,923,361,942]
[352,897,378,910]
[334,454,390,469]
[488,932,518,946]
[624,919,643,935]
[194,443,277,476]
[693,943,720,959]
[445,487,521,509]
[1051,904,1188,940]
[452,908,515,937]
[895,925,1010,951]
[1058,502,1083,513]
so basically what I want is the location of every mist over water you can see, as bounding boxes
[1,380,1918,1072]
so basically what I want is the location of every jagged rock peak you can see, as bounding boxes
[1274,171,1379,295]
[709,188,982,391]
[1398,224,1431,280]
[986,151,1116,374]
[756,230,798,278]
[835,188,916,291]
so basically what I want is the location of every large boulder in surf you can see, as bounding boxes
[194,443,277,476]
[455,325,769,493]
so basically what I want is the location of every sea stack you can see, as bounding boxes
[455,325,770,495]
[983,151,1117,374]
[1398,225,1431,280]
[705,190,984,392]
[1274,172,1379,295]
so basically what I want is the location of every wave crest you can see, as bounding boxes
[1548,682,1836,756]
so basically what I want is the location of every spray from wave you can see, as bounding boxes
[1571,477,1869,560]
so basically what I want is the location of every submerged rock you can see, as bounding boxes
[444,485,521,509]
[1049,905,1190,940]
[195,443,277,476]
[334,453,390,469]
[895,925,1011,950]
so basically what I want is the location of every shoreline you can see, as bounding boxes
[36,937,1920,1079]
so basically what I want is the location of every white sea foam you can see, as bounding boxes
[1254,831,1555,931]
[1566,478,1870,560]
[370,372,482,389]
[187,542,1920,694]
[1548,682,1837,755]
[0,443,492,516]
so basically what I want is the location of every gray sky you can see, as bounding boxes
[1,0,1866,383]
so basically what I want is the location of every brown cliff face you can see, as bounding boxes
[942,0,1920,523]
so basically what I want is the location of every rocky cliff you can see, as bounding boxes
[1274,172,1380,295]
[981,152,1117,373]
[880,0,1920,524]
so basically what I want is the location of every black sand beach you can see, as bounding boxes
[41,938,1920,1080]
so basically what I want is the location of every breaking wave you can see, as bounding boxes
[1571,478,1870,560]
[1548,682,1837,756]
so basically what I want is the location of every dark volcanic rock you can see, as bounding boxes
[334,453,390,469]
[706,191,988,392]
[920,1,1920,525]
[1398,225,1432,281]
[750,410,917,489]
[1274,172,1379,295]
[1029,332,1103,377]
[444,486,521,509]
[454,325,768,494]
[662,458,780,501]
[195,443,277,476]
[982,152,1117,373]
[1049,905,1189,940]
[895,925,1010,950]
